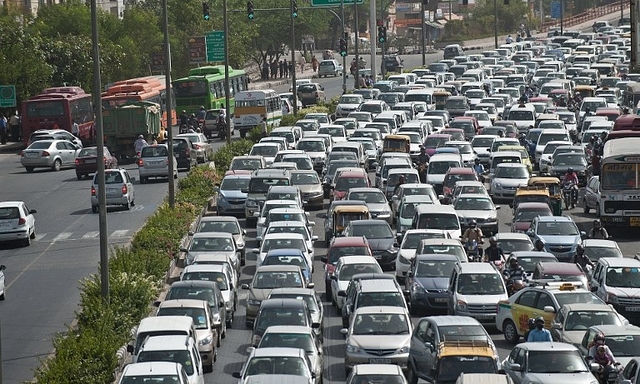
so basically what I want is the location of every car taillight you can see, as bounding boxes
[137,158,143,167]
[18,218,26,225]
[42,151,50,157]
[75,159,80,165]
[122,185,128,194]
[91,186,96,196]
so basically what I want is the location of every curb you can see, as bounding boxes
[0,142,24,153]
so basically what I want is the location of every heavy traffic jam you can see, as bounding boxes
[105,21,640,384]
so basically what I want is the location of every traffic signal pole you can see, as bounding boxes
[353,1,360,89]
[341,0,346,93]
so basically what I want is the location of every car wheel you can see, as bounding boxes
[503,319,520,344]
[583,199,590,214]
[0,291,5,301]
[173,173,178,179]
[240,251,246,266]
[226,312,233,328]
[406,365,418,384]
[123,200,131,210]
[23,235,30,247]
[140,177,146,184]
[221,322,227,339]
[92,205,98,213]
[204,357,213,373]
[325,281,331,298]
[76,173,83,180]
[216,332,221,347]
[30,228,36,239]
[25,167,34,173]
[52,159,62,172]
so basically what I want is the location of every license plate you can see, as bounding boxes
[374,254,382,259]
[107,188,119,194]
[0,222,11,228]
[369,358,391,364]
[626,307,640,312]
[85,159,96,164]
[26,152,39,158]
[435,298,448,303]
[631,217,640,227]
[475,315,494,320]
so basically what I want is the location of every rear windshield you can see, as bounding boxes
[249,177,290,193]
[141,146,168,157]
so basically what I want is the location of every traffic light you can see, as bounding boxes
[292,0,298,18]
[202,2,210,20]
[339,38,347,57]
[378,26,387,43]
[247,1,254,19]
[376,19,384,27]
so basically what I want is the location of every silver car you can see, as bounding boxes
[181,232,240,273]
[91,168,136,213]
[21,139,80,172]
[195,216,246,266]
[176,133,212,163]
[137,144,178,183]
[346,187,392,225]
[181,263,237,327]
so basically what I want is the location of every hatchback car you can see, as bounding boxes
[181,263,237,327]
[318,59,343,77]
[74,146,117,180]
[406,254,458,315]
[582,175,600,215]
[21,139,80,172]
[195,215,246,265]
[511,202,553,233]
[90,168,135,213]
[550,303,626,346]
[176,133,212,163]
[171,137,198,171]
[138,144,178,183]
[251,298,318,347]
[297,83,326,107]
[0,201,36,247]
[232,347,316,384]
[343,220,398,270]
[215,173,250,216]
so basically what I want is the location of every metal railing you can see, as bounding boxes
[541,1,628,32]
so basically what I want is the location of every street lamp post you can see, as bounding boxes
[290,0,299,115]
[223,0,231,144]
[163,0,175,208]
[341,0,347,93]
[493,0,498,48]
[421,0,426,66]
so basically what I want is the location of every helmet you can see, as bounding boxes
[567,167,574,173]
[535,316,545,323]
[519,133,526,139]
[475,158,480,163]
[469,219,477,228]
[489,236,497,244]
[182,110,186,114]
[200,106,205,110]
[593,219,601,227]
[576,244,584,254]
[594,333,605,344]
[527,318,536,328]
[191,113,196,117]
[398,175,406,183]
[138,135,144,139]
[509,257,518,265]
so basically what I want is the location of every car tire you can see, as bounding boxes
[140,177,146,184]
[123,200,131,210]
[503,319,520,344]
[173,173,178,179]
[52,159,62,172]
[204,358,213,373]
[226,312,233,328]
[221,322,227,339]
[0,291,5,301]
[92,205,98,213]
[23,235,30,247]
[583,199,590,214]
[76,173,83,180]
[25,167,34,173]
[406,365,419,384]
[325,281,331,298]
[30,228,36,239]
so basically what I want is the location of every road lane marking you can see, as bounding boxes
[51,232,72,243]
[111,230,129,238]
[82,231,100,239]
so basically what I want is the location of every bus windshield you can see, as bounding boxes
[601,163,639,190]
[174,80,208,97]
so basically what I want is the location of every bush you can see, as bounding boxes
[211,139,255,173]
[280,106,331,126]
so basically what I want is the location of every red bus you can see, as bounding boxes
[21,87,94,146]
[102,76,176,128]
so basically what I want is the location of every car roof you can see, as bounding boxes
[495,162,528,168]
[330,236,368,247]
[200,215,239,223]
[191,231,233,239]
[596,257,640,267]
[269,287,316,297]
[495,233,531,241]
[446,167,475,174]
[359,279,400,292]
[183,264,225,273]
[419,238,463,246]
[415,253,460,262]
[353,305,407,315]
[582,239,618,247]
[261,325,315,335]
[421,315,483,326]
[266,248,305,256]
[352,364,404,375]
[260,298,306,309]
[339,255,379,265]
[158,299,208,310]
[350,219,389,226]
[588,324,640,336]
[122,362,182,377]
[559,303,614,312]
[536,215,574,223]
[263,233,305,240]
[536,262,583,273]
[255,265,303,272]
[516,202,552,210]
[249,347,307,358]
[518,342,578,351]
[510,251,557,259]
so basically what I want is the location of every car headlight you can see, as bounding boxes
[486,217,497,223]
[397,346,410,354]
[236,241,245,249]
[346,344,362,354]
[246,199,258,208]
[456,300,467,311]
[315,156,325,163]
[248,299,261,306]
[607,294,619,304]
[411,282,426,295]
[199,335,213,346]
[217,194,227,203]
[378,210,391,218]
[493,182,502,189]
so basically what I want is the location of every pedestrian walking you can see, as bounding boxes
[0,114,7,145]
[261,61,269,80]
[279,60,284,78]
[311,56,319,73]
[9,111,19,142]
[298,55,306,73]
[287,60,293,78]
[270,60,278,79]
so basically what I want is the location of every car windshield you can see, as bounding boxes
[249,177,290,193]
[455,197,494,210]
[339,263,382,281]
[360,104,383,114]
[555,292,604,306]
[605,267,640,288]
[415,260,457,277]
[297,140,325,152]
[446,143,473,154]
[539,133,569,146]
[181,271,229,290]
[564,310,622,330]
[266,225,308,240]
[270,293,318,313]
[230,158,262,170]
[350,223,393,239]
[327,162,358,177]
[584,246,622,261]
[402,232,444,249]
[388,173,419,185]
[245,356,307,376]
[424,136,449,149]
[498,239,533,253]
[250,145,279,156]
[437,356,497,381]
[357,292,404,308]
[444,173,477,187]
[536,221,578,236]
[421,245,466,261]
[418,214,459,230]
[340,95,362,104]
[349,191,387,204]
[291,172,320,185]
[262,238,306,253]
[516,208,552,222]
[438,325,489,341]
[197,220,240,234]
[429,161,460,174]
[352,313,409,335]
[445,99,467,109]
[471,137,494,147]
[602,335,640,357]
[256,307,307,332]
[335,177,369,191]
[526,350,588,373]
[457,273,505,295]
[220,177,249,191]
[157,306,209,329]
[253,271,303,289]
[495,166,529,179]
[552,154,587,167]
[78,148,98,157]
[259,333,315,354]
[401,201,431,219]
[137,350,194,375]
[189,237,233,251]
[121,375,181,383]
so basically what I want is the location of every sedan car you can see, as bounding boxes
[171,137,198,171]
[268,288,324,341]
[138,144,178,183]
[341,306,413,375]
[490,163,530,201]
[195,216,246,266]
[582,239,623,262]
[74,146,117,180]
[0,201,36,247]
[176,133,212,163]
[21,139,80,172]
[550,303,626,346]
[335,94,364,118]
[181,231,240,272]
[330,256,383,310]
[232,347,316,384]
[181,263,237,327]
[215,173,250,216]
[495,232,534,257]
[406,254,458,315]
[549,152,590,186]
[526,215,585,262]
[343,220,398,271]
[91,168,135,213]
[453,194,500,235]
[291,170,324,210]
[502,342,598,384]
[346,187,392,225]
[505,251,557,280]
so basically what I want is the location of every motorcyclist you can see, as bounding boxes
[196,105,206,120]
[503,257,528,294]
[588,333,620,383]
[417,146,430,166]
[484,236,505,264]
[133,134,148,155]
[588,219,610,239]
[188,113,199,130]
[557,95,567,107]
[473,158,485,176]
[461,220,484,259]
[589,334,617,362]
[179,110,188,126]
[527,317,552,342]
[506,35,514,44]
[562,167,579,206]
[534,239,545,252]
[571,244,594,271]
[523,318,536,342]
[217,110,227,138]
[518,133,527,147]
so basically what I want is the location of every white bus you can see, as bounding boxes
[233,89,282,136]
[599,137,640,227]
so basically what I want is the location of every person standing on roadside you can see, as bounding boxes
[0,114,7,145]
[9,111,20,142]
[71,119,79,138]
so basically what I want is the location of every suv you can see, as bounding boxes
[443,44,464,60]
[133,335,205,383]
[318,59,343,77]
[171,137,198,171]
[90,168,135,213]
[590,257,640,324]
[297,83,326,107]
[526,215,585,262]
[137,144,178,183]
[244,169,292,227]
[117,362,189,384]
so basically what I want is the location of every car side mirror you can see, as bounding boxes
[126,344,134,354]
[241,188,248,193]
[338,290,347,297]
[580,230,587,239]
[232,372,242,379]
[180,247,188,253]
[591,285,598,292]
[188,231,195,236]
[320,257,328,263]
[543,305,556,313]
[241,284,249,289]
[29,209,37,214]
[552,323,562,330]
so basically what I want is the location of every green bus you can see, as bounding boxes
[172,65,249,115]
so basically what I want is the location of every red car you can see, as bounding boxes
[321,236,372,297]
[442,167,478,199]
[511,202,553,233]
[75,146,118,180]
[332,171,370,202]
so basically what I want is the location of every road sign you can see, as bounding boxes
[206,31,225,62]
[151,46,165,72]
[0,85,16,108]
[189,36,207,64]
[550,1,561,19]
[311,0,363,7]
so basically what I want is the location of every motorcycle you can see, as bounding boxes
[217,122,227,140]
[563,182,578,210]
[492,260,504,273]
[464,239,481,262]
[586,358,621,384]
[505,278,525,296]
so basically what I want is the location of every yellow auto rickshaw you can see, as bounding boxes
[575,85,595,99]
[331,205,371,240]
[511,185,551,213]
[528,176,562,216]
[434,90,451,110]
[383,134,411,154]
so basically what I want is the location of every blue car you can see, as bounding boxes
[405,254,458,314]
[261,248,312,284]
[526,215,586,262]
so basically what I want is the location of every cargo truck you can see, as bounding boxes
[102,101,163,161]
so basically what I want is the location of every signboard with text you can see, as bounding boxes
[206,31,225,62]
[189,36,207,64]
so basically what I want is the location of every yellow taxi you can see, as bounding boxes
[495,282,606,344]
[497,145,533,173]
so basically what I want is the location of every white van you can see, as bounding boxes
[404,89,436,111]
[506,103,536,131]
[412,205,462,240]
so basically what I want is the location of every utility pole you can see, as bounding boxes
[223,0,231,144]
[493,0,498,48]
[354,1,360,89]
[370,0,377,80]
[290,0,299,115]
[421,0,426,66]
[560,0,564,35]
[632,0,637,71]
[341,0,347,93]
[380,0,386,78]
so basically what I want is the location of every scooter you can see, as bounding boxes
[586,358,621,384]
[465,239,481,262]
[505,278,525,296]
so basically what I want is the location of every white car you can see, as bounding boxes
[335,94,364,118]
[490,163,530,201]
[464,110,492,129]
[331,256,383,310]
[0,201,37,247]
[252,233,313,269]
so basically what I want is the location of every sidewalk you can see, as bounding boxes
[248,67,317,91]
[0,140,24,154]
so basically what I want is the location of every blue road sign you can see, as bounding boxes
[550,1,561,19]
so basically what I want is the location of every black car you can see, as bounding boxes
[383,55,403,73]
[252,298,319,347]
[171,137,198,171]
[549,152,590,186]
[343,219,398,270]
[164,280,227,346]
[405,254,458,315]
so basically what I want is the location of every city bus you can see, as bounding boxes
[102,76,176,128]
[599,137,640,227]
[172,65,249,115]
[21,86,94,145]
[233,89,282,136]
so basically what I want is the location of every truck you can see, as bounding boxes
[102,101,162,161]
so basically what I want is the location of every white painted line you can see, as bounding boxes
[34,233,47,241]
[51,232,72,243]
[111,230,129,238]
[82,231,100,239]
